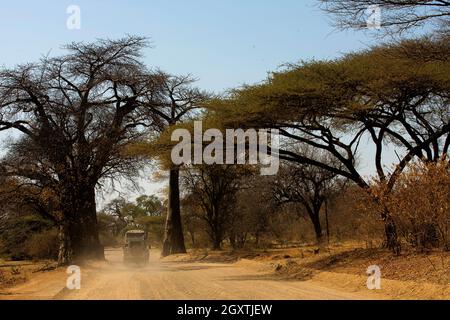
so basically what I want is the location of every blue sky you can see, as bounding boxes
[0,1,388,202]
[0,0,376,92]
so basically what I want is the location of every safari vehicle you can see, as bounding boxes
[123,230,150,264]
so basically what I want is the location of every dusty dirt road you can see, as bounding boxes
[0,248,384,300]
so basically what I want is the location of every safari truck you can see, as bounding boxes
[123,230,150,264]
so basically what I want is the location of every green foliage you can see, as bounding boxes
[207,37,449,130]
[99,195,166,246]
[135,215,166,245]
[0,215,56,260]
[136,195,164,217]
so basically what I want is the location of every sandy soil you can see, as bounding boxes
[0,248,386,300]
[201,244,450,300]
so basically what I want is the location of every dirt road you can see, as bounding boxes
[0,248,384,300]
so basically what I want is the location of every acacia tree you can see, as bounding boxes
[209,38,449,253]
[0,36,162,264]
[320,0,450,35]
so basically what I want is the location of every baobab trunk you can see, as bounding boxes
[79,187,104,260]
[57,223,72,265]
[161,168,187,256]
[58,185,104,264]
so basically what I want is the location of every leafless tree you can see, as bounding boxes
[272,150,345,247]
[182,165,248,250]
[319,0,450,35]
[232,176,276,248]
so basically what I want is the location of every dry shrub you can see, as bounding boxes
[347,160,450,251]
[264,205,323,248]
[0,267,28,288]
[23,229,59,260]
[0,215,55,260]
[388,160,450,251]
[330,186,385,246]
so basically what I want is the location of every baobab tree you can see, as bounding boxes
[0,36,162,264]
[137,73,207,256]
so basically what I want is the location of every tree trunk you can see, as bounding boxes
[79,187,104,260]
[325,200,330,244]
[255,231,260,247]
[237,233,247,249]
[161,168,187,257]
[210,213,223,250]
[212,237,222,250]
[367,190,401,255]
[58,184,104,264]
[313,222,324,248]
[189,231,196,247]
[229,233,236,249]
[309,209,325,248]
[382,208,401,255]
[57,223,72,265]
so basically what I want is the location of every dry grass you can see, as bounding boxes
[303,247,450,285]
[0,259,57,289]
